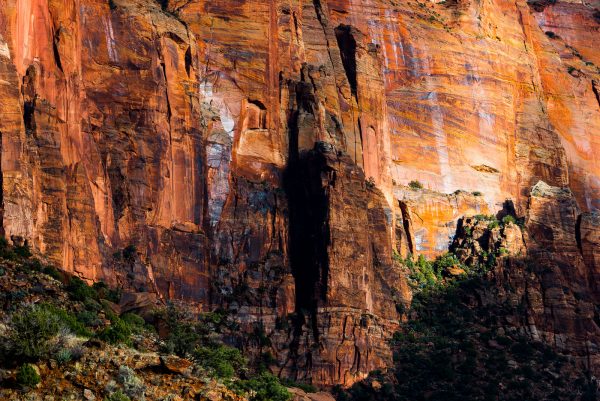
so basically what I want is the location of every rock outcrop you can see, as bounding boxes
[449,181,600,373]
[0,0,599,387]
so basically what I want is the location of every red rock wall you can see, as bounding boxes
[0,0,599,386]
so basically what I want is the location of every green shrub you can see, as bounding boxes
[92,281,122,303]
[405,255,440,289]
[42,265,63,281]
[433,253,463,275]
[193,344,247,379]
[87,298,105,314]
[408,180,424,190]
[16,363,41,387]
[97,317,132,345]
[250,325,271,347]
[77,309,101,327]
[66,277,97,301]
[162,320,200,356]
[22,259,43,273]
[104,390,131,401]
[122,245,137,262]
[40,303,93,337]
[14,243,32,258]
[474,214,496,221]
[118,365,145,399]
[200,309,228,326]
[257,351,277,372]
[120,313,147,334]
[0,237,18,260]
[55,348,72,365]
[5,305,63,361]
[232,372,291,401]
[502,215,516,225]
[472,191,482,196]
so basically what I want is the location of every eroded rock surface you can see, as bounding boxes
[0,0,599,386]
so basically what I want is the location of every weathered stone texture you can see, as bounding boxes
[0,0,600,386]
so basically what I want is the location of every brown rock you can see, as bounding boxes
[160,355,193,375]
[83,388,96,401]
[119,292,158,315]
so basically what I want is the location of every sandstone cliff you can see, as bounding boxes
[0,0,599,387]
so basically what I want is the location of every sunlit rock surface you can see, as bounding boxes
[0,0,599,386]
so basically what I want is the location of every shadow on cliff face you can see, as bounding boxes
[283,143,333,339]
[334,257,600,401]
[334,212,600,400]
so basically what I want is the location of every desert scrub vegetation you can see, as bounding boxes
[408,180,424,190]
[104,390,131,401]
[341,220,596,401]
[16,363,41,388]
[0,238,293,399]
[2,304,64,362]
[232,372,291,401]
[394,251,487,291]
[336,266,596,401]
[473,213,522,229]
[193,344,247,379]
[0,238,149,364]
[155,304,292,399]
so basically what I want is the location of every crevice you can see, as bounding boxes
[185,46,192,77]
[245,99,267,129]
[23,101,35,134]
[592,80,600,110]
[526,0,557,12]
[398,201,415,254]
[312,0,325,25]
[157,0,169,10]
[334,24,358,98]
[52,29,64,73]
[292,12,300,44]
[285,82,332,344]
[160,62,172,124]
[22,65,37,134]
[285,147,331,321]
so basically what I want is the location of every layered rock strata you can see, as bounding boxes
[0,0,599,386]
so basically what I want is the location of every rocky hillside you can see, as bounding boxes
[0,242,333,400]
[337,210,600,400]
[0,0,599,393]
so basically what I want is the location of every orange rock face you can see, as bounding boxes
[0,0,599,387]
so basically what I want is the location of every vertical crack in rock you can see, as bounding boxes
[334,25,358,98]
[22,65,37,134]
[285,147,331,337]
[398,201,415,254]
[312,0,325,26]
[285,78,332,347]
[592,80,600,110]
[52,28,64,73]
[160,62,172,124]
[185,46,192,77]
